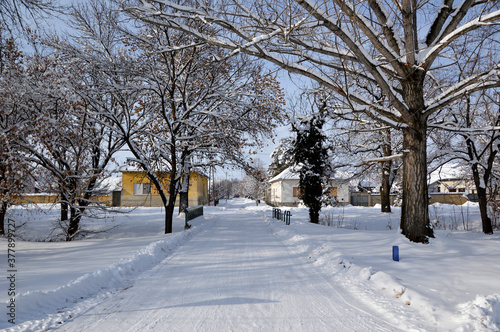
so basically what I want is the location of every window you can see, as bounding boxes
[328,187,338,196]
[458,188,466,193]
[293,187,301,197]
[449,188,457,193]
[133,183,151,195]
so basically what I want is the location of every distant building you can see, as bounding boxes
[14,176,122,206]
[119,166,208,207]
[268,166,350,207]
[13,168,208,208]
[428,163,477,204]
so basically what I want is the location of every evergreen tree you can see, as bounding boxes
[293,114,328,224]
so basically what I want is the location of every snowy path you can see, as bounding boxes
[52,208,401,332]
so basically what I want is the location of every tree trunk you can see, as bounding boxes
[477,186,493,234]
[165,199,175,234]
[464,97,494,234]
[66,200,91,241]
[60,192,68,222]
[66,205,79,241]
[309,207,320,224]
[165,174,179,234]
[471,166,493,234]
[380,161,392,213]
[400,125,434,243]
[380,128,393,213]
[0,200,7,236]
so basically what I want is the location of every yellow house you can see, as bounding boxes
[120,166,208,207]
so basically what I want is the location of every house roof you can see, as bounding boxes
[269,165,353,183]
[96,176,122,193]
[118,164,208,179]
[428,163,470,185]
[269,165,301,182]
[119,165,143,172]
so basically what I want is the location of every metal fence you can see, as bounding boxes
[272,208,291,225]
[185,205,203,229]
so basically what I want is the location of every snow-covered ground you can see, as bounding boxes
[1,199,499,331]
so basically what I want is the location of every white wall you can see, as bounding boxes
[331,182,350,204]
[270,179,300,206]
[270,179,351,206]
[281,180,300,205]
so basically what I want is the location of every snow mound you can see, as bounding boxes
[461,201,480,207]
[456,294,500,331]
[370,272,407,301]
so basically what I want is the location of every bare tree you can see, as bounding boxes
[317,90,403,213]
[268,137,295,179]
[52,0,285,234]
[334,121,403,213]
[0,0,58,32]
[430,89,500,234]
[427,31,500,234]
[240,159,268,205]
[0,36,34,235]
[11,48,125,241]
[127,0,500,242]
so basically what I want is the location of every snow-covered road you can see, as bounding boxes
[53,207,401,331]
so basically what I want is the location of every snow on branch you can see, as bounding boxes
[295,0,407,113]
[363,153,403,163]
[421,9,500,66]
[305,0,405,75]
[367,0,404,57]
[429,124,500,133]
[424,64,500,115]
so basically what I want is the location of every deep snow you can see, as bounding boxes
[1,199,499,331]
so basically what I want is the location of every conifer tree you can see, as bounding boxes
[293,114,328,224]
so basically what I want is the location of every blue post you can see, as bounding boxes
[392,246,399,261]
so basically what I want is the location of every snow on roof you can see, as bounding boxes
[428,163,470,184]
[118,164,208,179]
[96,176,122,193]
[119,165,143,172]
[269,165,301,182]
[332,170,353,181]
[269,166,353,183]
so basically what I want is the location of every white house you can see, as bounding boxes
[428,163,475,194]
[428,163,477,204]
[268,166,350,206]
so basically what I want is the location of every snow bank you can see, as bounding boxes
[1,220,211,330]
[456,295,500,331]
[266,211,500,331]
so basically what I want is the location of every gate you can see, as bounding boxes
[350,192,370,206]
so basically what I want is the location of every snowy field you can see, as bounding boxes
[0,199,499,331]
